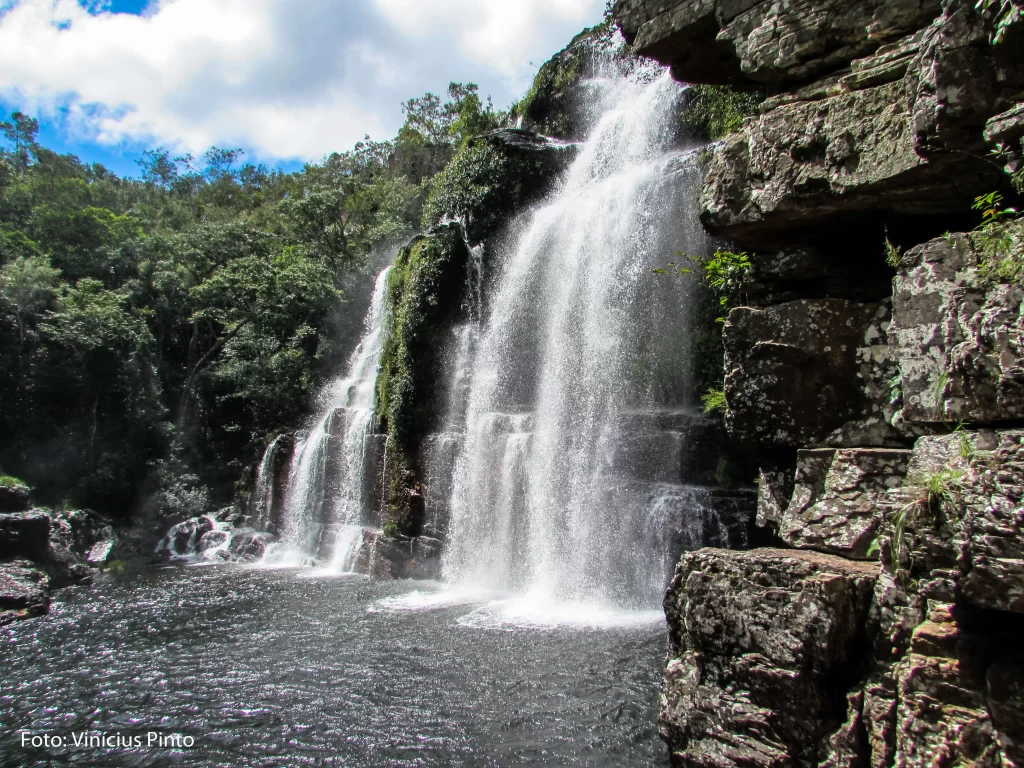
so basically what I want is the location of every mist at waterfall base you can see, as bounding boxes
[1,567,667,767]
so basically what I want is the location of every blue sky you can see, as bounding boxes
[0,0,605,177]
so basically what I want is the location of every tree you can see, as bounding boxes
[138,148,179,188]
[0,255,60,349]
[0,112,40,176]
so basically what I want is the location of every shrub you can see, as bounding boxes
[701,387,726,414]
[680,85,764,141]
[0,474,28,489]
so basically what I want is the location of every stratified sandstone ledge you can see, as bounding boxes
[661,548,878,767]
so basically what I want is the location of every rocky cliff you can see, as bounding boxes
[615,0,1024,764]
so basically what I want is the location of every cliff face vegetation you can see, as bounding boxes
[615,0,1024,764]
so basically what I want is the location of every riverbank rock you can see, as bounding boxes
[0,560,50,626]
[0,511,52,561]
[0,482,31,512]
[660,548,879,767]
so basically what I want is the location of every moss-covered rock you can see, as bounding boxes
[679,84,764,142]
[374,225,470,533]
[422,130,573,244]
[512,22,619,140]
[375,225,469,455]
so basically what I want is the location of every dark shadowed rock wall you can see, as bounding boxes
[615,0,1024,764]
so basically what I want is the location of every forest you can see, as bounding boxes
[0,83,503,521]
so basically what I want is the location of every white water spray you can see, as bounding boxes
[265,266,392,569]
[440,59,717,612]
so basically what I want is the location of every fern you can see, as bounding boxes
[702,387,727,414]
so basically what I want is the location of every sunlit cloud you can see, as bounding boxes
[0,0,604,162]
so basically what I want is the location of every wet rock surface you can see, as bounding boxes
[0,511,52,561]
[724,299,900,448]
[0,483,31,513]
[0,560,50,626]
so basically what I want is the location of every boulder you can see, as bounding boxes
[228,531,272,563]
[0,560,50,625]
[889,228,1024,425]
[0,511,52,561]
[614,0,943,89]
[0,483,31,513]
[778,448,911,559]
[660,548,879,767]
[723,299,901,447]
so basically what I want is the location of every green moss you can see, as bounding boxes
[0,475,28,489]
[422,143,509,239]
[511,22,616,139]
[422,136,561,244]
[680,85,764,141]
[375,226,469,455]
[713,455,745,490]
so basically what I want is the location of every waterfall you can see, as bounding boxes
[440,57,714,611]
[251,433,285,532]
[266,266,392,569]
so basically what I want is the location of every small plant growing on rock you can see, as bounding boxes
[884,231,902,268]
[954,422,976,461]
[890,468,965,576]
[382,520,399,539]
[679,85,765,141]
[655,249,751,323]
[970,191,1024,283]
[976,0,1023,44]
[702,386,727,414]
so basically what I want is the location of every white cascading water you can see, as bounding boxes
[265,266,392,570]
[440,56,713,612]
[251,433,285,533]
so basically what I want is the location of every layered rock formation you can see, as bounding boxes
[0,494,118,625]
[615,0,1024,763]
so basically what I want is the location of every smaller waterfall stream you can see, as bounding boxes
[263,266,392,570]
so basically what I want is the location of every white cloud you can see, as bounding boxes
[0,0,605,162]
[372,0,601,80]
